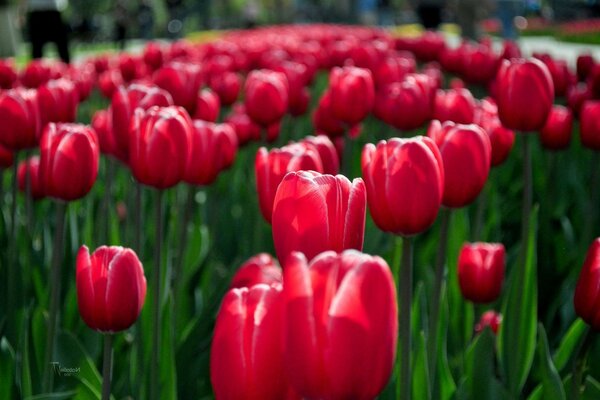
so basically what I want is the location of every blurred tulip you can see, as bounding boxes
[129,106,193,189]
[194,88,221,122]
[98,69,124,99]
[225,103,262,145]
[539,105,573,150]
[427,121,491,208]
[0,59,17,89]
[20,59,54,88]
[18,156,45,200]
[39,123,100,201]
[496,58,554,131]
[433,88,476,124]
[373,55,415,89]
[474,311,502,334]
[475,98,515,167]
[37,78,79,125]
[154,62,203,113]
[230,253,282,289]
[184,120,238,186]
[458,242,505,303]
[463,45,500,85]
[361,136,444,236]
[143,42,165,71]
[272,171,366,263]
[580,101,600,151]
[211,284,297,400]
[300,135,340,175]
[313,90,346,138]
[574,238,600,330]
[283,250,397,400]
[244,69,289,127]
[567,83,592,117]
[91,109,115,156]
[274,61,311,116]
[577,53,595,82]
[329,66,374,126]
[0,143,13,168]
[0,88,41,150]
[255,144,324,223]
[76,245,146,332]
[118,53,144,83]
[208,71,241,106]
[374,76,431,131]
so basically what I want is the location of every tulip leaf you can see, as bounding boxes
[412,331,431,400]
[536,324,566,400]
[160,296,178,400]
[20,309,33,398]
[32,307,46,379]
[0,337,15,399]
[498,205,539,396]
[465,328,496,400]
[23,390,78,400]
[55,331,102,393]
[553,318,588,373]
[435,287,456,400]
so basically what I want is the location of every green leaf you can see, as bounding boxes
[20,309,33,398]
[465,328,496,400]
[24,390,78,400]
[0,337,15,399]
[498,206,539,395]
[536,324,566,400]
[553,319,589,373]
[55,331,102,393]
[160,296,178,400]
[435,288,456,400]
[412,331,431,400]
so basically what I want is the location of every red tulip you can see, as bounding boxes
[580,101,600,151]
[374,76,431,131]
[18,156,45,200]
[495,58,554,131]
[361,136,444,236]
[539,105,573,150]
[272,171,366,263]
[194,88,221,122]
[244,69,289,127]
[0,143,13,168]
[255,144,324,223]
[98,69,124,99]
[372,55,415,89]
[427,121,491,208]
[300,135,340,175]
[118,54,145,83]
[328,66,374,126]
[129,106,193,189]
[143,42,165,71]
[274,61,311,116]
[154,62,203,113]
[230,253,282,289]
[313,90,346,138]
[567,83,592,117]
[0,88,41,150]
[39,123,100,201]
[20,59,55,88]
[475,311,502,334]
[211,284,298,400]
[0,59,17,89]
[474,98,515,167]
[574,238,600,330]
[208,71,241,106]
[184,120,237,186]
[37,78,79,125]
[91,109,115,156]
[283,250,397,400]
[225,103,262,145]
[433,88,476,124]
[110,83,174,162]
[577,53,595,82]
[76,245,146,332]
[458,242,505,303]
[463,45,500,85]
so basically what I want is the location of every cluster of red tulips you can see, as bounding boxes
[2,24,600,399]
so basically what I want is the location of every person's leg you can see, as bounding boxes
[28,12,45,59]
[48,10,70,64]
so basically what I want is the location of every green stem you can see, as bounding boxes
[427,208,451,385]
[173,186,195,291]
[150,189,164,400]
[7,159,18,337]
[101,158,115,245]
[519,134,533,267]
[473,185,487,241]
[42,201,67,392]
[134,182,143,256]
[583,153,599,246]
[101,334,114,400]
[399,236,413,400]
[342,136,353,178]
[25,149,33,233]
[571,326,593,400]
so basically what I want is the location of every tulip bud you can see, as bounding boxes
[143,42,164,71]
[428,121,491,208]
[272,171,366,263]
[374,77,431,131]
[0,144,13,169]
[433,89,476,124]
[313,90,347,138]
[39,123,100,201]
[458,242,505,303]
[21,59,54,88]
[361,136,444,236]
[230,253,282,289]
[580,101,600,151]
[495,58,554,132]
[539,105,573,150]
[37,78,79,125]
[577,53,595,82]
[283,250,397,400]
[475,311,502,334]
[18,156,45,200]
[574,238,600,330]
[328,66,375,126]
[76,245,146,332]
[244,69,289,127]
[225,103,262,146]
[194,88,221,122]
[0,88,41,151]
[474,98,515,167]
[98,69,124,99]
[300,135,340,175]
[154,62,203,113]
[0,59,17,89]
[208,71,241,106]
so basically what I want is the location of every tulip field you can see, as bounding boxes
[2,25,600,399]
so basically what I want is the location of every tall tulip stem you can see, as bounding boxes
[520,134,532,264]
[101,158,115,245]
[150,189,164,400]
[399,235,413,400]
[7,159,18,328]
[42,201,67,392]
[343,136,354,178]
[583,153,599,246]
[174,186,195,291]
[428,208,451,382]
[571,326,592,400]
[25,149,33,233]
[134,182,143,255]
[473,185,487,241]
[101,334,114,400]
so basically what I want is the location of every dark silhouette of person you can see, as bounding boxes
[21,0,71,63]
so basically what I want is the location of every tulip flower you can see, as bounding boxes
[37,78,79,125]
[313,90,347,138]
[283,250,397,400]
[230,253,282,289]
[154,62,203,113]
[463,44,500,85]
[328,66,374,126]
[39,123,100,201]
[361,136,444,236]
[91,109,115,156]
[274,61,311,116]
[495,58,554,132]
[475,311,502,334]
[98,69,124,99]
[184,120,238,186]
[433,88,476,125]
[255,144,324,223]
[110,83,174,162]
[244,69,289,127]
[0,143,13,168]
[143,42,164,71]
[577,53,595,82]
[374,76,431,131]
[17,156,45,200]
[129,106,193,189]
[0,88,41,151]
[208,71,241,106]
[539,105,573,150]
[225,103,262,145]
[20,59,55,88]
[458,242,505,303]
[76,245,147,332]
[580,101,600,151]
[372,55,415,89]
[211,284,298,400]
[300,135,340,175]
[193,88,221,122]
[272,171,366,264]
[427,121,491,208]
[575,238,600,331]
[0,59,17,89]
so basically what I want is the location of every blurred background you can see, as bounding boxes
[1,0,600,59]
